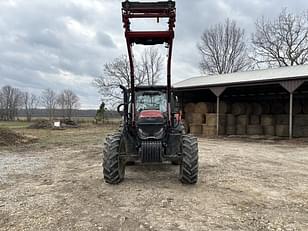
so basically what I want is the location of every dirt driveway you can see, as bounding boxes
[0,126,308,230]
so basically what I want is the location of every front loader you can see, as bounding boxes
[103,0,198,184]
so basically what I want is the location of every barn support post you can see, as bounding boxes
[216,96,220,135]
[280,80,304,139]
[210,87,226,136]
[289,92,293,139]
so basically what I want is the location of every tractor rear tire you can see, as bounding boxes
[103,133,125,184]
[179,135,198,184]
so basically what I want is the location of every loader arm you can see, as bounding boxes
[122,0,176,126]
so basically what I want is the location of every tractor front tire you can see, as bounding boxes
[103,133,125,184]
[179,135,198,184]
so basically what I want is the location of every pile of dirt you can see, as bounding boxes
[28,119,79,129]
[0,128,37,146]
[60,119,80,128]
[28,120,53,129]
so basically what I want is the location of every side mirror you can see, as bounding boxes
[173,96,180,113]
[117,103,125,116]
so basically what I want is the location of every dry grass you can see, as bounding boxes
[0,123,308,230]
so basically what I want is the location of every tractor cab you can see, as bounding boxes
[135,86,168,141]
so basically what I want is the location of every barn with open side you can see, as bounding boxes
[173,65,308,138]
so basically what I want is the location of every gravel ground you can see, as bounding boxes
[0,128,308,231]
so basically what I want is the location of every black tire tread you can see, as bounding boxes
[103,133,124,184]
[180,134,198,184]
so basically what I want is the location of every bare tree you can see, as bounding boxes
[40,88,57,121]
[0,85,22,120]
[252,9,308,67]
[197,18,250,74]
[141,47,163,85]
[57,89,80,120]
[93,49,163,106]
[22,92,39,122]
[93,55,142,104]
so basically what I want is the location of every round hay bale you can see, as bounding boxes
[250,115,260,125]
[275,125,289,137]
[236,125,246,135]
[252,103,262,115]
[237,115,248,126]
[261,115,274,126]
[185,113,193,123]
[293,126,308,137]
[275,114,289,125]
[294,115,308,126]
[263,125,275,136]
[232,103,246,115]
[206,113,217,126]
[245,103,253,115]
[220,101,230,114]
[190,124,202,135]
[184,121,190,133]
[226,114,235,126]
[214,101,230,114]
[218,124,226,135]
[284,101,302,114]
[219,114,227,125]
[261,103,271,114]
[271,102,285,114]
[185,113,204,124]
[202,125,216,137]
[192,113,204,123]
[195,102,213,114]
[303,102,308,114]
[226,126,236,135]
[184,103,195,113]
[247,125,263,135]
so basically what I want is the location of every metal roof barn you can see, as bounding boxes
[173,65,308,138]
[174,64,308,89]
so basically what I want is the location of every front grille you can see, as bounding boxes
[140,141,162,162]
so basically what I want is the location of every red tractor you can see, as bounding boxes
[103,1,198,184]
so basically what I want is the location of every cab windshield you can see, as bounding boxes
[136,91,167,112]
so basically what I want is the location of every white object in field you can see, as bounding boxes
[54,121,61,127]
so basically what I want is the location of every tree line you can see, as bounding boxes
[0,86,80,121]
[93,8,308,105]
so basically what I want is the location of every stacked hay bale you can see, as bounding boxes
[284,100,302,114]
[298,100,308,137]
[303,101,308,114]
[273,100,304,137]
[202,113,227,136]
[184,103,204,135]
[204,101,228,136]
[184,102,211,136]
[247,103,263,135]
[271,102,285,114]
[202,113,216,137]
[184,101,229,137]
[225,114,235,135]
[261,114,275,136]
[293,114,308,137]
[231,103,247,135]
[184,99,308,138]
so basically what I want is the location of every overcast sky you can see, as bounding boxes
[0,0,307,109]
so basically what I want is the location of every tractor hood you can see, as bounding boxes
[138,110,163,119]
[137,110,165,140]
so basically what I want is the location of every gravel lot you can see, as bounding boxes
[0,126,308,230]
